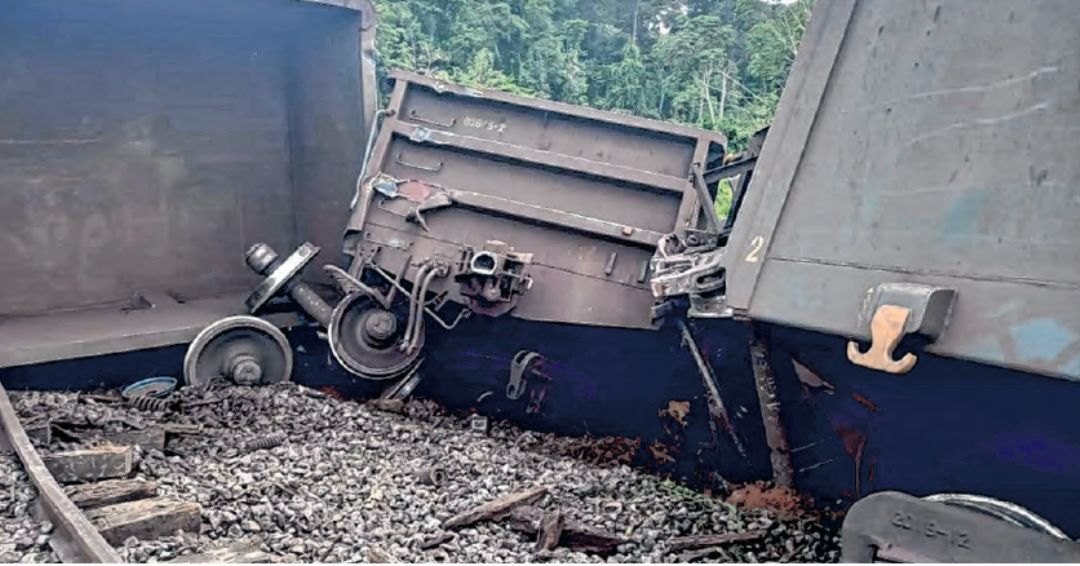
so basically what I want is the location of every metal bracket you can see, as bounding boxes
[847,283,957,374]
[842,491,1080,562]
[508,350,542,400]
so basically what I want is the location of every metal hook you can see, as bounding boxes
[847,304,918,374]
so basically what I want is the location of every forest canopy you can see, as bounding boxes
[372,0,812,151]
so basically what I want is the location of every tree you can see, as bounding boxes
[373,0,814,151]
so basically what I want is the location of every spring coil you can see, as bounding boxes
[245,432,287,452]
[127,395,171,412]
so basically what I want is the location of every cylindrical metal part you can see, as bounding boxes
[244,242,333,327]
[244,432,288,452]
[289,283,334,327]
[226,353,263,385]
[245,242,281,275]
[414,466,447,487]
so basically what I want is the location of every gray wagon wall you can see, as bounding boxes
[0,0,365,316]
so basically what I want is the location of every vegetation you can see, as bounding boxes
[372,0,812,151]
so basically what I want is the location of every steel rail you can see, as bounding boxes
[0,382,123,563]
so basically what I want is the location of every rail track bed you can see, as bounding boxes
[8,383,839,563]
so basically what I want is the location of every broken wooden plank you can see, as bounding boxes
[65,479,158,509]
[104,428,166,451]
[418,532,454,551]
[85,497,202,545]
[667,529,767,552]
[171,541,272,563]
[504,505,627,555]
[536,509,564,552]
[444,486,548,529]
[42,446,133,483]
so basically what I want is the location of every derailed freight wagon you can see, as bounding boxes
[652,0,1080,555]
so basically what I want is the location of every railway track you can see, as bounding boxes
[0,382,120,563]
[5,381,840,563]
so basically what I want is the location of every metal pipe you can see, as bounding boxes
[400,264,432,349]
[404,266,440,353]
[323,264,390,309]
[368,265,469,330]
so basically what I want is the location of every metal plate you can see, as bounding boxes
[0,0,374,366]
[244,242,320,313]
[724,0,1080,379]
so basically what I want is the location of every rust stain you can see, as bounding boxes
[834,424,867,497]
[726,482,812,519]
[397,180,437,203]
[658,400,691,426]
[648,441,676,465]
[851,391,880,413]
[317,386,344,400]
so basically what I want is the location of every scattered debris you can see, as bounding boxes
[127,395,173,413]
[415,466,447,487]
[727,482,810,518]
[504,506,627,556]
[10,386,841,563]
[417,532,455,551]
[243,432,287,453]
[536,509,564,552]
[444,486,549,529]
[469,414,489,434]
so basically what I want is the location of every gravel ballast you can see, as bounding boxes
[0,451,59,563]
[11,383,840,563]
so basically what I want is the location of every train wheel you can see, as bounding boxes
[329,292,423,380]
[183,315,292,387]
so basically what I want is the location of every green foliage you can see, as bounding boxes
[373,0,812,150]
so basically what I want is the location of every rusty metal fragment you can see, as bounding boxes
[748,329,794,488]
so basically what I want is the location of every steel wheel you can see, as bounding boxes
[329,292,423,380]
[183,315,292,387]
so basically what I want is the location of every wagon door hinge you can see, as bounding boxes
[847,283,957,374]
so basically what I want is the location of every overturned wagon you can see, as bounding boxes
[332,71,727,380]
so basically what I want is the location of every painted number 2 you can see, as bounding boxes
[745,235,765,263]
